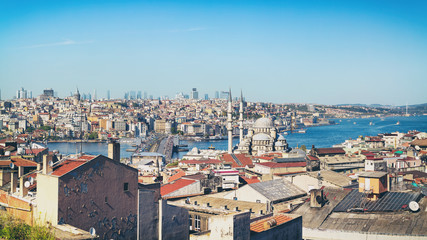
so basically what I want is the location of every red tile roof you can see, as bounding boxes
[315,148,346,155]
[307,155,319,161]
[0,160,12,167]
[257,162,306,168]
[10,157,37,167]
[221,154,253,168]
[168,169,185,183]
[410,139,427,147]
[240,176,260,184]
[50,155,96,177]
[0,138,26,144]
[160,178,196,196]
[25,148,47,155]
[180,159,222,165]
[51,160,88,177]
[250,214,293,233]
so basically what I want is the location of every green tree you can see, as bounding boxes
[88,132,98,140]
[38,126,52,131]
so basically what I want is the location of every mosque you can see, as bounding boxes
[227,90,289,156]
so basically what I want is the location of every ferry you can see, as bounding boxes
[209,135,226,140]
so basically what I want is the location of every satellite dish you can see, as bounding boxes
[415,145,420,150]
[29,177,34,184]
[409,201,419,212]
[89,227,96,236]
[9,163,15,169]
[48,161,53,167]
[24,181,30,188]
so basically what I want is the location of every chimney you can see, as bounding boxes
[37,162,42,171]
[10,172,17,194]
[235,207,239,211]
[18,166,24,178]
[108,140,120,162]
[310,189,324,208]
[43,155,53,175]
[19,177,28,197]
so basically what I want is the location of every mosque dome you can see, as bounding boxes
[253,117,274,128]
[253,133,271,141]
[278,134,286,141]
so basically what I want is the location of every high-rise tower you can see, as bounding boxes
[227,89,233,154]
[239,90,244,143]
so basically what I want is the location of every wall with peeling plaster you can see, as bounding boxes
[57,155,138,240]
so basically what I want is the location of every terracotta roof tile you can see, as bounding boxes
[168,169,185,182]
[240,176,260,184]
[257,162,306,168]
[160,178,196,196]
[51,160,88,177]
[250,214,293,233]
[11,157,37,167]
[315,148,346,155]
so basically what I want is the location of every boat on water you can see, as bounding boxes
[353,122,357,125]
[369,121,374,126]
[209,135,226,140]
[396,121,400,125]
[296,129,306,133]
[208,145,216,150]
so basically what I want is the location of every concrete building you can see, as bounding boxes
[36,154,138,239]
[36,154,189,240]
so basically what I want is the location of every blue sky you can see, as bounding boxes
[1,0,426,105]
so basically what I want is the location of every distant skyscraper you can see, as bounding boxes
[220,91,229,99]
[144,92,147,99]
[204,94,209,100]
[191,88,199,99]
[137,91,142,99]
[93,89,97,101]
[29,91,32,99]
[16,87,27,99]
[43,88,54,97]
[215,91,219,99]
[107,90,110,100]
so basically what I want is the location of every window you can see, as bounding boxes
[189,215,193,230]
[124,183,129,192]
[105,197,108,204]
[256,200,261,203]
[195,215,201,231]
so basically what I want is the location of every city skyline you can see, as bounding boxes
[1,0,427,105]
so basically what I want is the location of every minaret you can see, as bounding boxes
[227,89,233,154]
[239,90,244,143]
